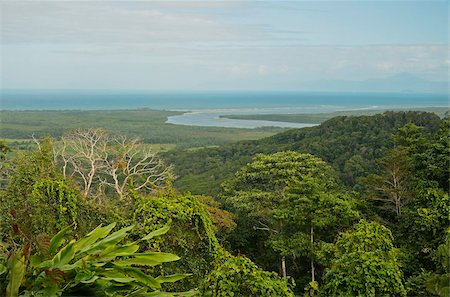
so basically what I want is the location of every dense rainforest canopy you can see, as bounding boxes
[0,111,448,296]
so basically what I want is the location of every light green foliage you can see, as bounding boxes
[222,151,335,218]
[0,139,59,241]
[31,179,79,232]
[200,255,295,297]
[132,189,222,291]
[1,172,114,244]
[4,138,56,200]
[323,220,406,297]
[133,188,220,252]
[0,223,194,297]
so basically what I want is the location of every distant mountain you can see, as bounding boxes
[302,73,448,93]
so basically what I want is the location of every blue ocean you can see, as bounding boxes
[1,90,448,110]
[1,90,448,128]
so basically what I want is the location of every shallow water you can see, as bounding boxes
[166,109,319,128]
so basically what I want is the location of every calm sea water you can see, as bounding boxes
[1,90,448,128]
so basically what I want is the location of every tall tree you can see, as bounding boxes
[222,151,359,289]
[365,146,412,217]
[323,220,406,297]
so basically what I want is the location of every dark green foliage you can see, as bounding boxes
[423,228,450,297]
[322,220,406,297]
[164,111,441,195]
[221,107,449,124]
[376,121,450,284]
[0,141,10,159]
[222,152,360,291]
[1,110,448,296]
[405,270,435,297]
[200,255,295,297]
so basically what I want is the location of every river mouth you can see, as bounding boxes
[166,111,318,129]
[165,107,334,129]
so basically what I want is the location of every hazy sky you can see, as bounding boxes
[1,1,448,90]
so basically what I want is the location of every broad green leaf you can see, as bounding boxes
[144,290,198,297]
[104,284,137,295]
[102,277,135,283]
[141,226,170,241]
[98,269,130,279]
[81,276,99,284]
[114,258,162,267]
[6,253,26,297]
[126,287,148,297]
[51,240,76,268]
[100,244,139,258]
[114,253,180,267]
[49,224,73,255]
[29,255,42,268]
[135,253,180,263]
[59,259,83,271]
[42,285,60,297]
[122,267,161,290]
[74,223,116,255]
[38,260,52,269]
[155,274,191,283]
[75,270,96,284]
[82,225,134,256]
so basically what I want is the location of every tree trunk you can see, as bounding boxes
[311,224,315,283]
[281,256,286,278]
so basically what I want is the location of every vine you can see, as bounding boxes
[32,178,79,229]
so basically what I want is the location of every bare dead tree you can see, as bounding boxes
[103,136,172,200]
[53,129,171,201]
[53,137,70,178]
[58,128,109,198]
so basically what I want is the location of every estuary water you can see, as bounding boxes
[165,108,320,128]
[1,90,448,128]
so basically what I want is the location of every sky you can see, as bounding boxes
[0,0,448,91]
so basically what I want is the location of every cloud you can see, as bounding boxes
[1,2,447,89]
[231,65,242,74]
[0,2,247,45]
[258,64,268,75]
